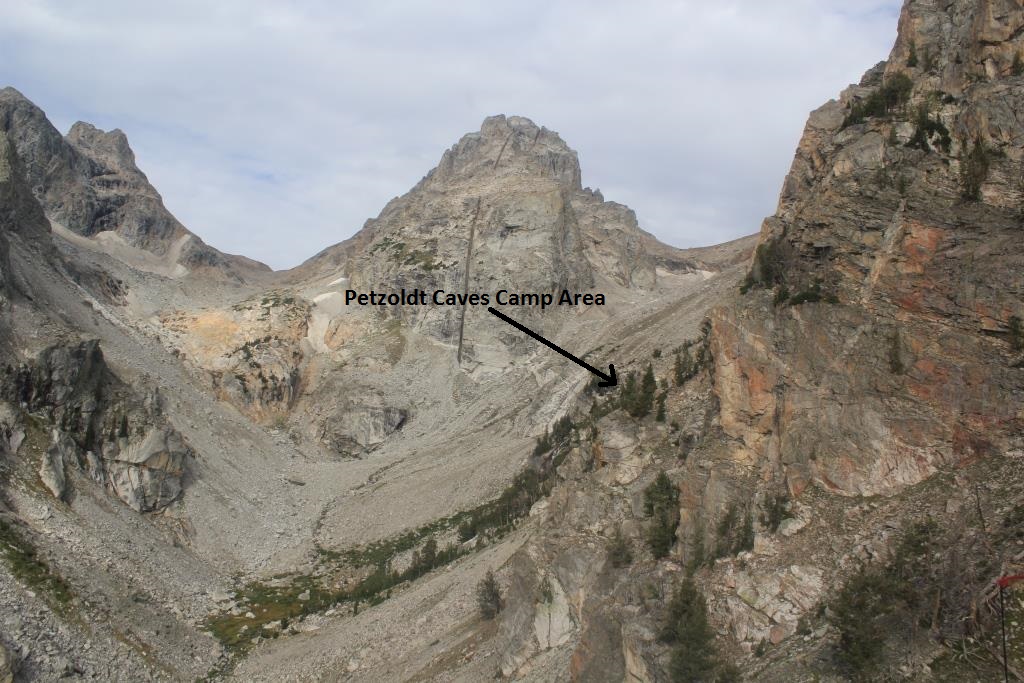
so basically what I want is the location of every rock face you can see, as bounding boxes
[710,0,1024,497]
[0,86,267,279]
[158,292,310,420]
[1,340,190,512]
[0,128,52,312]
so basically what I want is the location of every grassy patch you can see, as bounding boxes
[208,432,576,654]
[0,518,74,615]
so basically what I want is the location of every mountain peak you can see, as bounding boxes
[66,121,140,175]
[425,114,581,191]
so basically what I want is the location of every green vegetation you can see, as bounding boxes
[620,364,657,418]
[533,415,574,457]
[960,137,993,200]
[644,472,680,559]
[686,519,707,576]
[787,282,823,306]
[655,392,667,423]
[607,526,633,568]
[370,236,444,271]
[762,493,789,533]
[0,519,74,615]
[457,462,560,543]
[714,503,754,559]
[673,346,692,385]
[211,425,578,653]
[1013,51,1024,77]
[477,570,503,619]
[906,106,951,153]
[830,519,942,677]
[740,237,786,293]
[660,579,719,682]
[842,72,914,128]
[907,41,918,68]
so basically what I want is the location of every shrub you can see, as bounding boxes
[1013,51,1024,77]
[762,494,789,533]
[907,40,918,67]
[772,284,790,307]
[477,570,503,619]
[787,282,823,306]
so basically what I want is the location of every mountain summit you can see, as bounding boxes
[0,86,268,280]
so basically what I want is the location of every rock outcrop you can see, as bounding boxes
[1,340,190,512]
[710,0,1024,498]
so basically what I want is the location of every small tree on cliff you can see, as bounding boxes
[477,569,503,619]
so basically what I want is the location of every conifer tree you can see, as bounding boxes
[477,569,503,619]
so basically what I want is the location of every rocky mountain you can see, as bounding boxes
[1,0,1024,681]
[0,87,268,281]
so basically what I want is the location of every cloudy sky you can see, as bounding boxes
[1,1,901,270]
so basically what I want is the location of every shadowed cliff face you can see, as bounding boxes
[710,0,1024,498]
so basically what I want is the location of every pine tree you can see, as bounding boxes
[477,570,503,619]
[661,579,717,682]
[647,509,677,559]
[640,363,657,416]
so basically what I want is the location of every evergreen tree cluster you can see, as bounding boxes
[621,363,657,418]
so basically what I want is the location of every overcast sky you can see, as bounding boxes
[0,1,901,270]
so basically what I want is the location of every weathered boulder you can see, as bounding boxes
[104,427,188,512]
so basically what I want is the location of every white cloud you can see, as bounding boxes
[0,0,900,268]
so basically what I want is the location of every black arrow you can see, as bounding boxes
[487,307,617,387]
